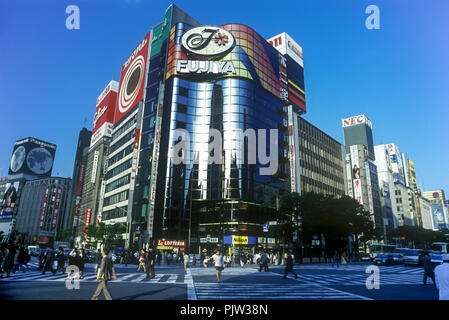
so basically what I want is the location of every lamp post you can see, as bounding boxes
[115,206,132,250]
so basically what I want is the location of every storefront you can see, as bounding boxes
[156,240,186,253]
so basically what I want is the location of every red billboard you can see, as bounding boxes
[91,80,118,148]
[51,187,62,229]
[114,32,151,124]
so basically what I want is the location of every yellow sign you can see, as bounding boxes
[233,236,248,245]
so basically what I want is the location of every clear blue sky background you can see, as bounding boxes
[1,0,448,194]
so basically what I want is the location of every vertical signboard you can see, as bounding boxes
[114,32,151,124]
[76,165,85,195]
[39,187,49,229]
[91,151,99,184]
[350,145,363,205]
[51,187,62,229]
[83,208,92,237]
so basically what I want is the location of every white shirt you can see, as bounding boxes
[435,263,449,300]
[211,254,224,267]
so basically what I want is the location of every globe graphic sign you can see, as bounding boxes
[26,147,53,175]
[10,146,26,172]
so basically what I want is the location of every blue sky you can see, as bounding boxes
[1,0,448,194]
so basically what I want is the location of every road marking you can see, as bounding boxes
[186,268,197,300]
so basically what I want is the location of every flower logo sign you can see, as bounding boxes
[182,26,235,57]
[214,32,229,46]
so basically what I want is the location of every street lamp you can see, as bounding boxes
[115,206,132,250]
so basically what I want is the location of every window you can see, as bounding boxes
[105,174,131,193]
[106,159,132,180]
[104,190,129,207]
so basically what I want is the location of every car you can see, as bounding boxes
[360,253,373,262]
[403,249,423,266]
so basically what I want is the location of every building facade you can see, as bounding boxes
[15,177,71,246]
[342,115,384,237]
[422,190,449,231]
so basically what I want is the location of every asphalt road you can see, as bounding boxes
[0,259,440,300]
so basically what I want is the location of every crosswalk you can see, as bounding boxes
[293,264,424,274]
[296,273,423,286]
[193,283,370,300]
[0,271,187,284]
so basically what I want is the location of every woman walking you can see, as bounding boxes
[78,248,87,279]
[136,249,146,273]
[210,250,224,283]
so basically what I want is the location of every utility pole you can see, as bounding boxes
[116,206,131,250]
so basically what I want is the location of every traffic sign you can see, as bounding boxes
[263,224,269,232]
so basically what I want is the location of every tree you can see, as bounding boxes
[59,227,76,247]
[84,222,126,249]
[390,226,447,248]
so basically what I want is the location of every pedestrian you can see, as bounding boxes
[1,246,15,278]
[183,252,190,272]
[91,249,117,300]
[283,250,298,279]
[240,254,246,268]
[210,250,224,282]
[434,257,449,300]
[55,247,67,274]
[13,246,28,273]
[259,251,269,272]
[332,251,340,268]
[78,248,87,279]
[95,249,102,273]
[38,248,46,271]
[423,251,436,285]
[157,251,162,266]
[41,246,56,275]
[341,252,348,266]
[137,249,147,272]
[145,246,156,279]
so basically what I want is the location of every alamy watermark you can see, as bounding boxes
[365,265,380,289]
[170,128,278,176]
[65,265,81,290]
[66,5,80,30]
[365,5,380,30]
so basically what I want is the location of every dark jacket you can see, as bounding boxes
[423,255,434,273]
[44,249,55,266]
[286,254,294,268]
[146,250,156,266]
[97,255,116,281]
[3,251,15,270]
[95,252,102,265]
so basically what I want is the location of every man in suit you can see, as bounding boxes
[283,250,298,279]
[145,246,156,279]
[91,249,117,300]
[41,246,56,275]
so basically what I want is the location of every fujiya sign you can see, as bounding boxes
[181,26,235,56]
[176,60,235,75]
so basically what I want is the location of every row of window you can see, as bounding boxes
[103,190,129,207]
[108,144,133,167]
[105,159,132,180]
[109,131,134,154]
[112,115,137,142]
[105,174,131,194]
[102,206,127,221]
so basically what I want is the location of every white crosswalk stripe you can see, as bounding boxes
[193,283,370,300]
[0,271,187,284]
[293,264,424,274]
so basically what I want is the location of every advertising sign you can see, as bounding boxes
[342,114,373,129]
[76,165,85,195]
[90,151,99,184]
[39,187,49,229]
[1,181,19,217]
[91,80,118,148]
[51,187,62,229]
[9,137,56,178]
[350,145,363,205]
[432,205,447,230]
[115,32,151,124]
[181,26,235,56]
[223,235,256,245]
[157,240,186,250]
[386,144,405,184]
[268,32,304,67]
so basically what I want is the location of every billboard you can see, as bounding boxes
[267,32,304,67]
[90,80,118,148]
[9,138,56,178]
[350,145,363,205]
[342,115,373,129]
[114,33,151,124]
[432,205,447,230]
[386,144,405,185]
[0,181,19,220]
